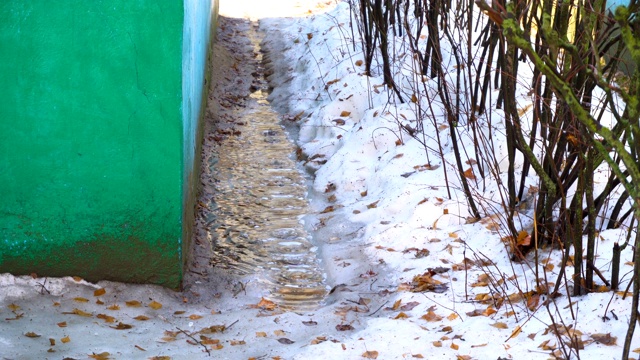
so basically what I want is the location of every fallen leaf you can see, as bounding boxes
[367,200,379,209]
[433,341,442,347]
[355,60,363,66]
[24,332,40,338]
[125,300,142,307]
[400,301,420,311]
[491,322,508,329]
[450,343,459,350]
[230,340,246,346]
[73,297,89,303]
[256,332,267,337]
[8,304,20,311]
[97,314,116,323]
[591,333,617,346]
[72,276,83,282]
[94,288,106,297]
[134,315,150,321]
[274,330,286,336]
[421,311,443,322]
[107,304,120,311]
[110,322,133,330]
[362,350,379,359]
[88,352,111,360]
[336,324,355,331]
[188,314,203,320]
[303,320,318,326]
[340,111,351,117]
[57,321,67,327]
[508,325,522,340]
[278,338,295,344]
[456,356,472,360]
[447,313,458,321]
[394,312,409,319]
[63,308,92,317]
[199,325,226,334]
[148,301,162,310]
[463,167,476,180]
[61,336,71,343]
[134,345,145,351]
[174,311,186,315]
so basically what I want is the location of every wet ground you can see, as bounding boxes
[194,17,327,310]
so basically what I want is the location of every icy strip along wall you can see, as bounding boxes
[0,0,218,289]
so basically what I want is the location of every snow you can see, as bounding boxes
[1,1,638,359]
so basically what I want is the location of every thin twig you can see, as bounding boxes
[176,327,211,356]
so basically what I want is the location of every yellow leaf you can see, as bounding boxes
[355,60,363,66]
[88,352,111,360]
[433,341,442,347]
[8,304,20,311]
[391,299,402,310]
[274,330,286,336]
[362,350,379,359]
[448,232,458,239]
[189,314,203,320]
[107,304,120,311]
[64,308,92,317]
[340,111,351,117]
[94,288,106,297]
[394,312,408,320]
[256,332,267,337]
[134,315,150,321]
[97,314,116,323]
[125,300,142,307]
[61,336,71,343]
[72,276,83,282]
[447,313,458,321]
[491,322,508,329]
[450,343,459,350]
[509,325,522,340]
[251,297,277,311]
[73,297,89,303]
[483,306,497,316]
[148,301,162,310]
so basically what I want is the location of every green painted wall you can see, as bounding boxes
[0,1,217,288]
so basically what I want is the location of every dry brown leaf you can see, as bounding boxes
[24,332,40,338]
[251,297,277,311]
[508,325,522,340]
[148,301,162,310]
[340,111,351,117]
[456,356,472,360]
[57,321,67,327]
[134,315,150,321]
[433,341,442,347]
[97,314,116,323]
[491,322,508,329]
[125,300,142,307]
[355,60,363,66]
[463,167,476,180]
[421,311,443,322]
[93,288,106,297]
[73,297,89,303]
[88,352,111,360]
[107,304,120,311]
[189,314,203,320]
[590,333,617,346]
[256,332,267,337]
[362,350,379,359]
[450,343,459,350]
[61,335,71,343]
[447,313,458,321]
[394,312,409,319]
[230,340,246,346]
[63,308,92,317]
[111,322,133,330]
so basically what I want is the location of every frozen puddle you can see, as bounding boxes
[200,19,327,309]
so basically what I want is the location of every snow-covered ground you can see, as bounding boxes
[1,1,637,359]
